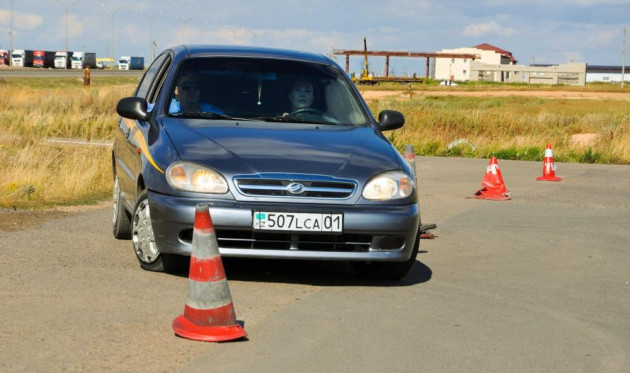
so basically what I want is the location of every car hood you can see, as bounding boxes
[162,119,401,180]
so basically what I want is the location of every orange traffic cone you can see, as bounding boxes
[474,157,511,200]
[172,204,247,342]
[536,144,562,181]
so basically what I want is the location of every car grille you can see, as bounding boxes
[216,230,371,251]
[234,176,357,198]
[178,229,405,252]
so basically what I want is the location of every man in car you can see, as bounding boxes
[169,70,223,114]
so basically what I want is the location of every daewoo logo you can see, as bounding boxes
[286,182,306,195]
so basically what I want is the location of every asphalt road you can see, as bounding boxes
[1,156,629,373]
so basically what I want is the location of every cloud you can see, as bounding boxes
[482,0,627,5]
[54,14,84,40]
[0,10,43,30]
[583,24,621,45]
[572,0,628,5]
[461,21,517,37]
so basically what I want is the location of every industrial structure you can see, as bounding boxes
[332,40,587,87]
[434,43,517,81]
[333,38,478,84]
[470,62,587,85]
[434,43,587,86]
[585,65,629,83]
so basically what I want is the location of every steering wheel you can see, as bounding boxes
[290,107,324,117]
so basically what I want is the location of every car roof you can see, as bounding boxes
[169,44,334,65]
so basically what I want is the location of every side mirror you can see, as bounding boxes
[377,110,405,131]
[116,97,148,121]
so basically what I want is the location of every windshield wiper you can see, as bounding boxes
[254,115,331,125]
[170,111,252,121]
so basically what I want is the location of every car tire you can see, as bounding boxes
[132,190,183,272]
[112,175,132,239]
[350,235,420,281]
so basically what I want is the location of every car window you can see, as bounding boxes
[135,53,170,102]
[167,57,369,126]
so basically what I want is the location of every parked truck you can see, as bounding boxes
[11,49,34,67]
[33,50,56,68]
[54,51,73,69]
[71,52,97,69]
[0,50,8,66]
[118,56,144,70]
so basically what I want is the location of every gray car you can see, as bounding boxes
[113,45,421,280]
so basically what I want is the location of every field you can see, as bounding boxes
[362,86,630,163]
[0,77,629,209]
[0,76,138,209]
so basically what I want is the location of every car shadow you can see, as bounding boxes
[170,253,432,287]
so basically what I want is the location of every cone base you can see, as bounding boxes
[474,188,511,201]
[172,314,247,342]
[475,193,511,201]
[536,176,562,181]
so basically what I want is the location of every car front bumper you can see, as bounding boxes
[148,190,420,262]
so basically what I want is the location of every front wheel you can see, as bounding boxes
[350,235,420,281]
[112,176,132,239]
[132,190,183,272]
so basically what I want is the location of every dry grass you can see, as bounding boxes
[0,77,136,208]
[372,95,630,164]
[0,141,111,208]
[0,80,135,140]
[360,80,630,93]
[1,77,629,208]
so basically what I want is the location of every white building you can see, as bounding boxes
[586,66,630,83]
[471,63,587,86]
[434,43,517,81]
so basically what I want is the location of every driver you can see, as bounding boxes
[288,79,315,112]
[169,70,223,114]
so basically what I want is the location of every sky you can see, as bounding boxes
[0,0,628,74]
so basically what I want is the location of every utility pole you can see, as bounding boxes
[9,0,13,67]
[174,16,196,44]
[55,0,81,55]
[101,2,126,61]
[140,9,162,62]
[622,27,626,88]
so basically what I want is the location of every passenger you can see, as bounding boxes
[169,71,223,114]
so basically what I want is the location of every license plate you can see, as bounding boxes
[253,212,343,233]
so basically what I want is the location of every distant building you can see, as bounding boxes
[434,43,517,81]
[435,43,587,86]
[586,65,629,83]
[471,63,587,86]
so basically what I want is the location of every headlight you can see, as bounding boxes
[166,162,228,194]
[362,171,414,201]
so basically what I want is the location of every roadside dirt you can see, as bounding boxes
[0,202,109,233]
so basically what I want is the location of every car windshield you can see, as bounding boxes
[167,57,369,126]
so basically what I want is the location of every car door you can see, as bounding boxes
[114,53,172,208]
